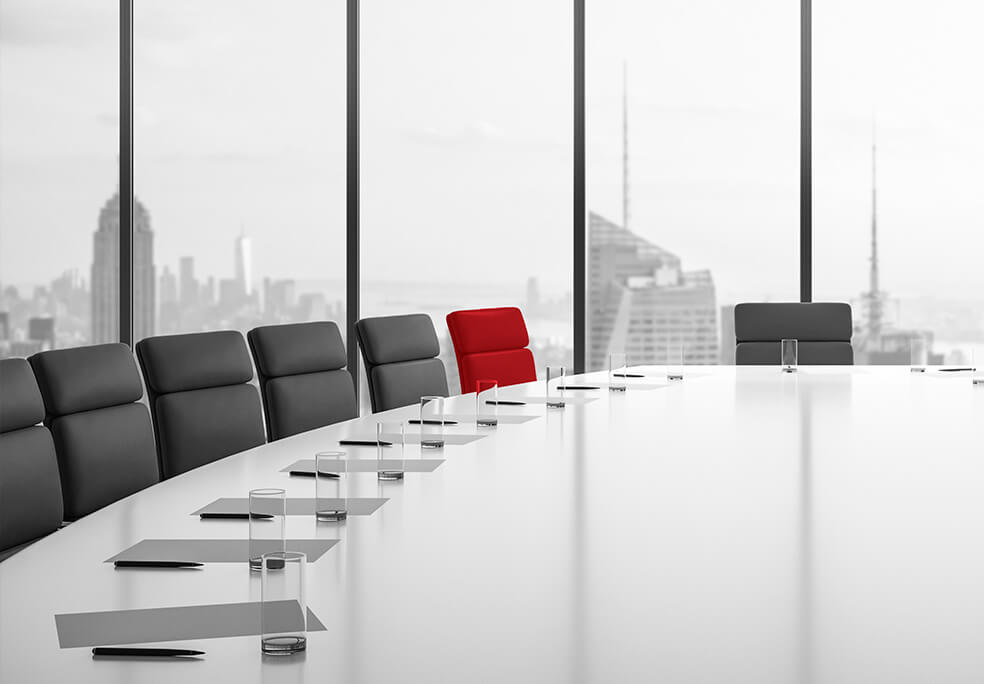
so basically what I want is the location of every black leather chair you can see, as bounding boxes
[734,302,854,365]
[29,344,159,519]
[136,331,266,478]
[0,358,64,560]
[247,321,357,440]
[355,314,449,412]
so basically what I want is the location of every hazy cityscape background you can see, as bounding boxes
[2,0,982,384]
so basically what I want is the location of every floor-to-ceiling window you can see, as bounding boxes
[813,0,984,366]
[586,0,800,369]
[0,0,119,358]
[360,0,574,394]
[133,1,346,343]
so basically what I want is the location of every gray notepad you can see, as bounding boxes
[106,539,338,564]
[194,497,386,516]
[56,600,326,648]
[282,459,444,474]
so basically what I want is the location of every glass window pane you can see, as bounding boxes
[814,0,984,365]
[587,0,800,368]
[134,1,345,343]
[361,0,573,394]
[0,1,119,357]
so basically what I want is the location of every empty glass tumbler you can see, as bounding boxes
[609,352,628,392]
[781,339,798,373]
[910,337,927,373]
[545,366,566,408]
[667,343,684,381]
[419,396,446,448]
[260,551,307,655]
[315,451,347,522]
[476,380,499,427]
[249,488,286,572]
[377,422,405,481]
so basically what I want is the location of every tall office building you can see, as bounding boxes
[586,69,718,370]
[587,213,719,370]
[91,189,155,344]
[234,232,253,298]
[179,256,198,308]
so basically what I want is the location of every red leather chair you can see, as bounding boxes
[446,307,537,394]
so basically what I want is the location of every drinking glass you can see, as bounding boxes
[609,352,628,392]
[377,422,405,481]
[315,451,347,522]
[910,337,927,373]
[781,338,798,373]
[249,488,285,572]
[420,396,446,448]
[667,342,684,381]
[476,379,499,427]
[260,551,307,655]
[545,366,566,408]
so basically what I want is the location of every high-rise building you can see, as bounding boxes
[235,232,253,297]
[586,69,718,370]
[587,213,719,370]
[179,256,198,308]
[91,189,155,343]
[159,266,179,333]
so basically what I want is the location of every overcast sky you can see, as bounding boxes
[1,0,981,306]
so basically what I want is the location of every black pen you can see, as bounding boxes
[339,439,391,447]
[556,385,601,390]
[487,400,526,406]
[289,470,339,478]
[199,512,273,520]
[939,367,975,372]
[92,647,204,658]
[408,419,459,425]
[114,560,203,569]
[613,373,645,378]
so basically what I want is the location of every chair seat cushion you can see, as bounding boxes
[154,385,265,478]
[29,343,143,416]
[736,341,854,366]
[458,349,536,394]
[0,427,63,553]
[50,403,159,519]
[446,307,530,354]
[265,370,358,440]
[249,322,347,378]
[370,359,449,412]
[357,315,441,366]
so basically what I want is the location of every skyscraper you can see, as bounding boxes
[179,256,198,308]
[587,213,719,369]
[586,68,719,370]
[91,188,155,344]
[235,232,253,298]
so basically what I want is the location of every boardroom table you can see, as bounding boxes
[1,366,982,683]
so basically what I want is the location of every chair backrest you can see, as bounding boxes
[247,322,357,441]
[136,331,265,478]
[355,314,449,413]
[734,302,854,365]
[0,358,63,558]
[446,307,536,394]
[29,343,159,519]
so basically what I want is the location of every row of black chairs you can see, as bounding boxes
[0,313,452,560]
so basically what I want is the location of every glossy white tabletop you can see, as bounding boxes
[2,366,982,683]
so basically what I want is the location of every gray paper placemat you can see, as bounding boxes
[601,383,667,391]
[106,539,338,564]
[504,395,598,405]
[56,600,326,648]
[380,432,486,446]
[440,413,540,424]
[194,497,386,516]
[283,459,443,474]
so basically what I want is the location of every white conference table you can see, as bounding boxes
[1,366,982,683]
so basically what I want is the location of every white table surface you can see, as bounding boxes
[2,366,982,683]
